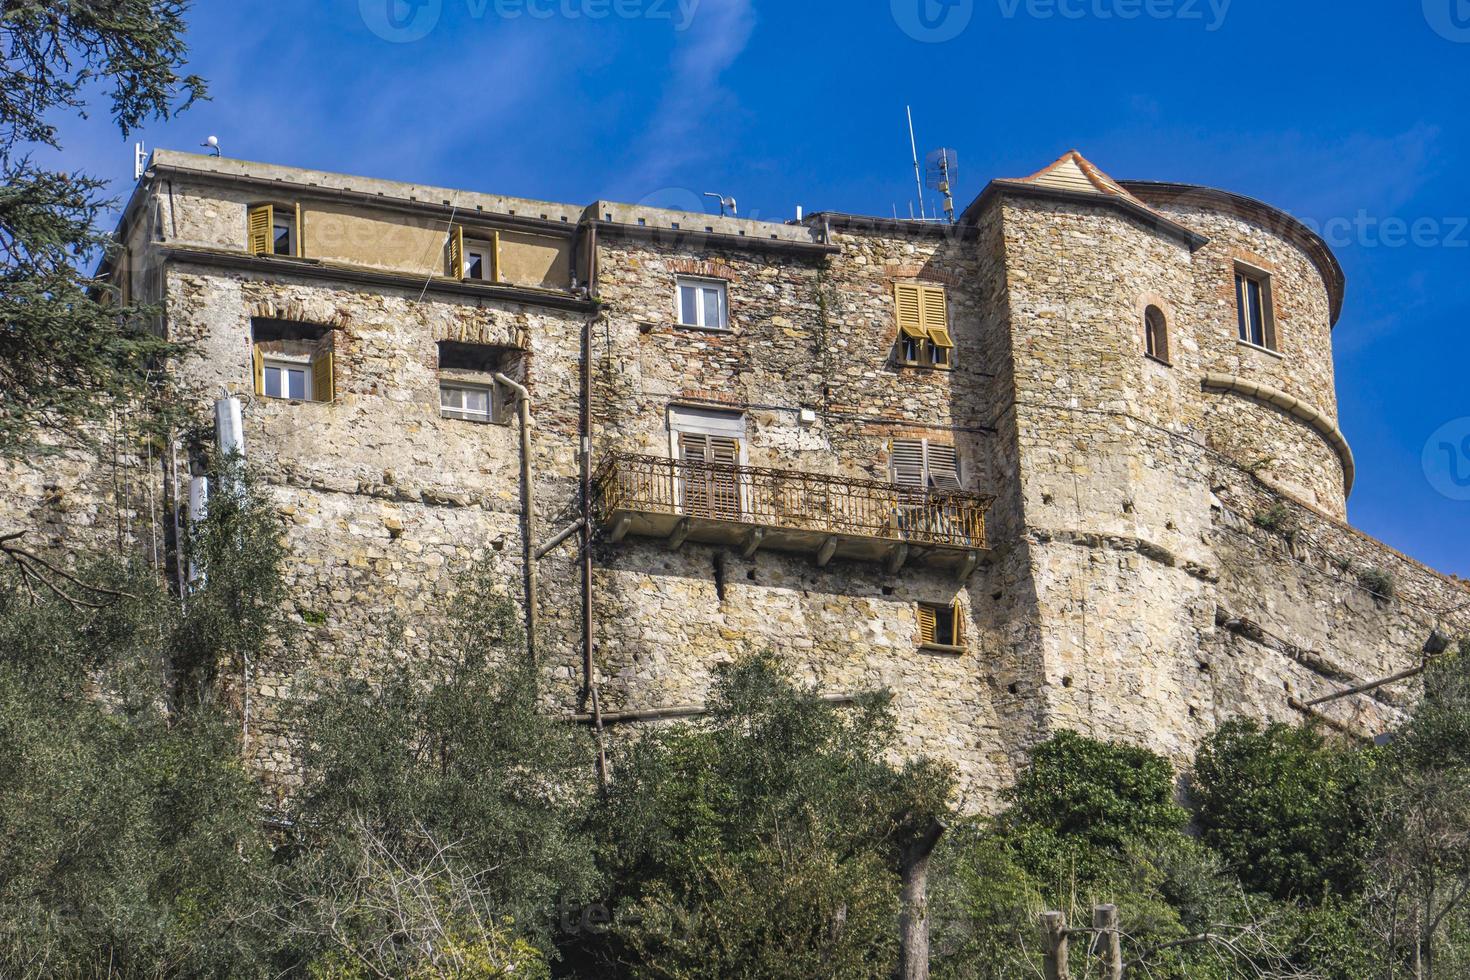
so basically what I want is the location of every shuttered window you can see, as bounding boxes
[890,438,962,490]
[248,203,300,257]
[893,282,954,368]
[449,225,500,282]
[917,602,963,648]
[677,432,741,519]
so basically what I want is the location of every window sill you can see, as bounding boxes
[670,321,735,335]
[919,643,967,656]
[440,412,509,426]
[1145,353,1172,368]
[1237,339,1283,359]
[894,362,955,373]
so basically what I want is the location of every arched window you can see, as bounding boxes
[1144,305,1169,364]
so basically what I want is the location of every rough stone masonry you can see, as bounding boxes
[4,147,1465,811]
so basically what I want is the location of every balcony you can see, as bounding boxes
[594,452,992,580]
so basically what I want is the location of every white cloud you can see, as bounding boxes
[618,0,756,194]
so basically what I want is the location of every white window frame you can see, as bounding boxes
[463,241,494,282]
[439,381,496,423]
[676,276,729,330]
[262,355,312,401]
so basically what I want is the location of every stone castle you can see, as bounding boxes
[7,147,1468,810]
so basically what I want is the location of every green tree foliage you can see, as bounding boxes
[583,651,954,979]
[0,0,205,455]
[276,577,599,975]
[1193,720,1372,902]
[0,456,280,977]
[1365,652,1470,978]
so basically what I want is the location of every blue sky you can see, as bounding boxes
[53,0,1470,576]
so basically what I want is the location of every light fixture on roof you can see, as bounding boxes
[703,192,737,217]
[200,135,221,157]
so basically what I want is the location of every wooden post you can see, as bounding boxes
[1093,905,1122,980]
[1041,911,1069,980]
[898,819,946,980]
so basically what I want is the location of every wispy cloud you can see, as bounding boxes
[619,0,756,194]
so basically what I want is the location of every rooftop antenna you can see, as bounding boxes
[200,135,220,157]
[926,148,959,224]
[133,141,147,181]
[703,192,737,217]
[907,107,926,222]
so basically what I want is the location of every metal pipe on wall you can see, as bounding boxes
[581,220,608,790]
[495,372,538,662]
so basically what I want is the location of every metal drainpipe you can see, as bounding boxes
[495,372,538,662]
[581,221,609,790]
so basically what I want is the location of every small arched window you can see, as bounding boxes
[1144,305,1169,364]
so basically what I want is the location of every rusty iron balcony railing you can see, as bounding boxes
[595,452,991,577]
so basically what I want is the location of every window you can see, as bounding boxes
[677,277,728,329]
[440,383,494,422]
[247,203,300,257]
[438,341,514,423]
[448,226,499,282]
[917,601,964,649]
[1144,305,1169,363]
[890,439,962,490]
[251,318,333,403]
[894,282,954,369]
[262,358,311,400]
[1235,267,1276,350]
[670,406,745,519]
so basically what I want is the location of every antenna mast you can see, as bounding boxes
[907,106,926,221]
[925,148,959,224]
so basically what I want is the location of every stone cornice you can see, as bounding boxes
[1201,373,1355,495]
[158,244,599,313]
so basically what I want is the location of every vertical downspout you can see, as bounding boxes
[496,373,538,663]
[582,220,609,790]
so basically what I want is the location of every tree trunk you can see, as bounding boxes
[898,819,946,980]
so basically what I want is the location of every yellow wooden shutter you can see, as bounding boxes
[247,204,273,256]
[927,443,961,490]
[294,203,303,258]
[917,604,937,645]
[312,347,334,403]
[891,439,927,488]
[491,230,502,283]
[895,283,925,339]
[951,601,964,646]
[920,286,947,329]
[251,344,265,396]
[448,225,465,279]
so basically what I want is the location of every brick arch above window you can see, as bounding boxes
[247,299,351,330]
[668,258,740,283]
